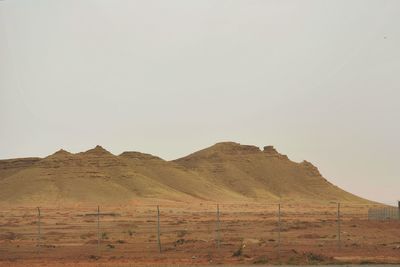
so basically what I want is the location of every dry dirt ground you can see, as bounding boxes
[0,202,399,266]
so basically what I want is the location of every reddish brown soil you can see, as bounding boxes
[0,202,399,266]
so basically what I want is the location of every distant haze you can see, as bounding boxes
[0,1,399,205]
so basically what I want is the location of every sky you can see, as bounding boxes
[0,0,399,205]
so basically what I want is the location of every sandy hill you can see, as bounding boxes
[174,142,367,203]
[0,142,370,205]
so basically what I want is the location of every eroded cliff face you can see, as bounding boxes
[263,146,289,160]
[300,160,323,177]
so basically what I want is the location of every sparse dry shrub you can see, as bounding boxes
[305,252,325,263]
[232,240,245,257]
[101,232,108,239]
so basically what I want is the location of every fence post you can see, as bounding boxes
[216,204,220,248]
[278,203,281,256]
[337,202,341,249]
[37,207,41,253]
[157,205,161,253]
[398,201,400,220]
[97,205,100,256]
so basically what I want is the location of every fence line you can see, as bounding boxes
[0,202,399,262]
[368,206,399,220]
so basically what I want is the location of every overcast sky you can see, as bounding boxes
[1,0,399,205]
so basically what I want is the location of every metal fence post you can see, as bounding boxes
[398,201,400,220]
[157,205,161,253]
[97,205,100,256]
[278,203,281,256]
[337,202,341,249]
[37,207,41,253]
[216,204,220,249]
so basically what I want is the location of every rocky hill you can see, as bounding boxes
[0,142,370,205]
[174,142,365,202]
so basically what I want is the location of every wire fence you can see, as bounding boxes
[0,203,399,264]
[368,206,400,220]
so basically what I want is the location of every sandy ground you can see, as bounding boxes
[0,202,399,266]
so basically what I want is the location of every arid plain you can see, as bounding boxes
[0,142,399,266]
[1,202,400,266]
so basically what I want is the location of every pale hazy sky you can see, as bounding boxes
[1,1,399,204]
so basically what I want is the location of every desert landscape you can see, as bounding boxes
[0,142,399,266]
[2,0,399,265]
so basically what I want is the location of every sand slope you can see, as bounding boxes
[0,142,370,204]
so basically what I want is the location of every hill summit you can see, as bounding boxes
[0,142,370,205]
